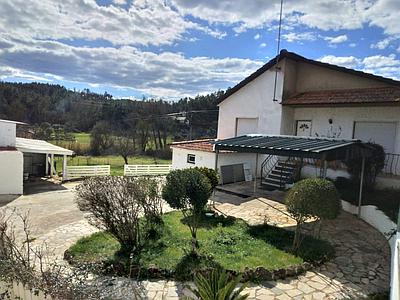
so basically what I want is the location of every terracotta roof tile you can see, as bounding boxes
[171,139,215,152]
[283,87,400,106]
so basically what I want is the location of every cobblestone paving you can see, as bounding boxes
[1,187,391,299]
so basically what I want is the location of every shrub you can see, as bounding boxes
[186,268,249,300]
[76,176,162,252]
[285,178,340,251]
[194,167,219,190]
[162,169,212,253]
[345,142,385,189]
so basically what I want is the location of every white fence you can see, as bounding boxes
[0,281,53,300]
[65,165,110,180]
[124,164,172,176]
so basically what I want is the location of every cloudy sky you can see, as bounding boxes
[0,0,399,100]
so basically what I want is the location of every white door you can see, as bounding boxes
[353,122,396,153]
[296,120,312,137]
[235,118,258,136]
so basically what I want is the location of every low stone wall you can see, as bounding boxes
[341,200,397,300]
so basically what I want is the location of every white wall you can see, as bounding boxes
[292,106,400,153]
[0,151,23,194]
[172,147,265,178]
[217,61,285,139]
[0,122,16,147]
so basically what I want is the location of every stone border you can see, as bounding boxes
[64,249,328,282]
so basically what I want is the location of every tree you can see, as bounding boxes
[285,178,341,251]
[90,121,114,155]
[114,134,135,164]
[345,142,386,189]
[162,169,211,253]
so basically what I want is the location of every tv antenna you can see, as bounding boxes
[273,0,284,102]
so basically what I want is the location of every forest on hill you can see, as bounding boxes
[0,82,225,158]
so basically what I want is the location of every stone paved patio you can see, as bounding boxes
[1,184,391,299]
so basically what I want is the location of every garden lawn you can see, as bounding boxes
[67,211,334,279]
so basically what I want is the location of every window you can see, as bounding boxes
[187,154,196,164]
[235,118,258,136]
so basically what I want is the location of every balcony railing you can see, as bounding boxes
[384,153,400,176]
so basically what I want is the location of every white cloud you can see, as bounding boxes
[0,0,223,47]
[319,53,400,80]
[370,37,397,50]
[319,55,361,69]
[171,0,368,33]
[282,32,316,43]
[259,43,266,48]
[324,34,348,44]
[112,0,128,5]
[254,33,260,40]
[349,43,357,47]
[0,37,262,98]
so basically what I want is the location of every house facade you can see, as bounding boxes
[171,50,400,187]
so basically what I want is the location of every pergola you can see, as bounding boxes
[16,137,73,179]
[213,135,372,217]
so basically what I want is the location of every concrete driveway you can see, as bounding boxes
[0,181,97,262]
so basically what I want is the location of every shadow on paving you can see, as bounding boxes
[24,178,68,195]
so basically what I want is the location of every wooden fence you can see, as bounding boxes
[124,164,172,176]
[65,165,110,180]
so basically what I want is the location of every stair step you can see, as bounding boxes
[275,165,296,172]
[277,161,297,167]
[261,181,281,188]
[269,173,291,180]
[271,169,292,176]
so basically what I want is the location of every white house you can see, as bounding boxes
[0,119,73,195]
[171,50,400,188]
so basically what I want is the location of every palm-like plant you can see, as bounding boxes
[186,269,249,300]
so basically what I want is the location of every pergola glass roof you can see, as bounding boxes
[213,135,369,161]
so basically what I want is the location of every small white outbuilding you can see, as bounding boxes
[0,119,73,195]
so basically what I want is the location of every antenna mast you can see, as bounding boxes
[273,0,284,102]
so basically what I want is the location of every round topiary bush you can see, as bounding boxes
[285,178,341,251]
[193,167,219,190]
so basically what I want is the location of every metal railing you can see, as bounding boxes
[384,153,400,176]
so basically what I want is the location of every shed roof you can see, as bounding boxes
[283,87,400,106]
[0,119,27,125]
[16,138,73,156]
[213,135,368,160]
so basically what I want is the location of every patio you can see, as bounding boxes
[210,188,391,298]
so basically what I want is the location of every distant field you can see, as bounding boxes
[52,132,173,154]
[55,155,171,176]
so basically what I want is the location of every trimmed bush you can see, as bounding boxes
[162,168,212,253]
[285,178,341,251]
[194,167,219,190]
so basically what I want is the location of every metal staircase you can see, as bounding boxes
[261,156,300,190]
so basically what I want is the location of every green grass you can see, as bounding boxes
[67,211,334,280]
[55,154,171,176]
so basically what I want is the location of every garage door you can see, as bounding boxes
[353,122,396,153]
[235,118,258,136]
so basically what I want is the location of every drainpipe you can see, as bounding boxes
[357,156,366,218]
